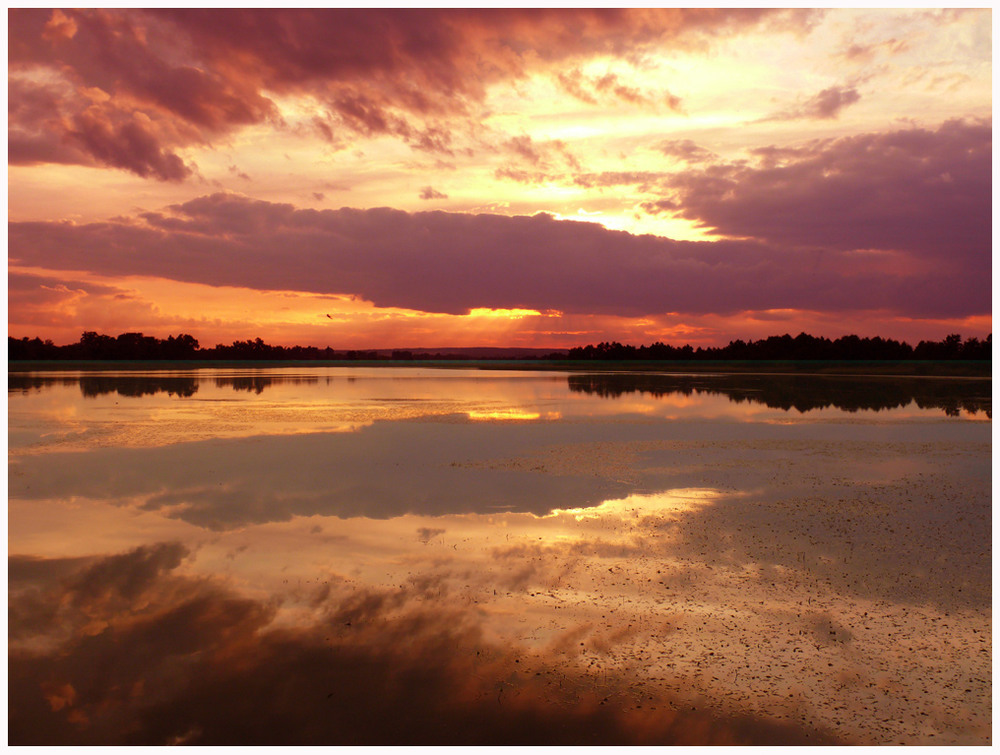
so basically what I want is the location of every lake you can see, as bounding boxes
[8,366,992,745]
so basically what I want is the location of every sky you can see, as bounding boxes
[7,8,993,349]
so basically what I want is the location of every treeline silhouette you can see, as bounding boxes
[10,332,203,361]
[8,330,992,362]
[568,374,991,418]
[568,332,990,361]
[9,333,511,361]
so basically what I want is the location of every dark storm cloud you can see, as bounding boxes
[8,8,812,179]
[9,544,840,745]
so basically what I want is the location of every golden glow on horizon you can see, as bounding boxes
[466,307,545,320]
[9,261,991,353]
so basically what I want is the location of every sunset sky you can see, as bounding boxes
[8,8,993,349]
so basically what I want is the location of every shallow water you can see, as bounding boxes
[8,367,992,744]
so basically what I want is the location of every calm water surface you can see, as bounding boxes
[8,367,992,744]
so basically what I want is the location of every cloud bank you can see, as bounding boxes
[10,119,991,322]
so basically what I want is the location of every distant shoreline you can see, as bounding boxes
[7,359,992,378]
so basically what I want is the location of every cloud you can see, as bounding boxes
[7,270,185,334]
[9,121,991,321]
[68,109,193,181]
[764,84,862,121]
[556,68,681,109]
[841,38,909,63]
[9,543,841,745]
[419,186,448,200]
[660,119,991,273]
[639,199,679,215]
[493,167,557,185]
[9,271,121,303]
[495,135,582,178]
[7,71,197,180]
[655,139,717,163]
[8,8,812,179]
[7,78,97,168]
[571,171,668,191]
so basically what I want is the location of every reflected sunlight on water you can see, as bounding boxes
[468,408,544,421]
[547,488,721,522]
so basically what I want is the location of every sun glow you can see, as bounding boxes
[467,307,545,320]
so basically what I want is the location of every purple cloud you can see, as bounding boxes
[8,176,989,320]
[660,119,991,271]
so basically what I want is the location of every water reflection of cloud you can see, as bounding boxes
[9,543,841,746]
[11,420,992,613]
[10,421,650,526]
[9,368,992,745]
